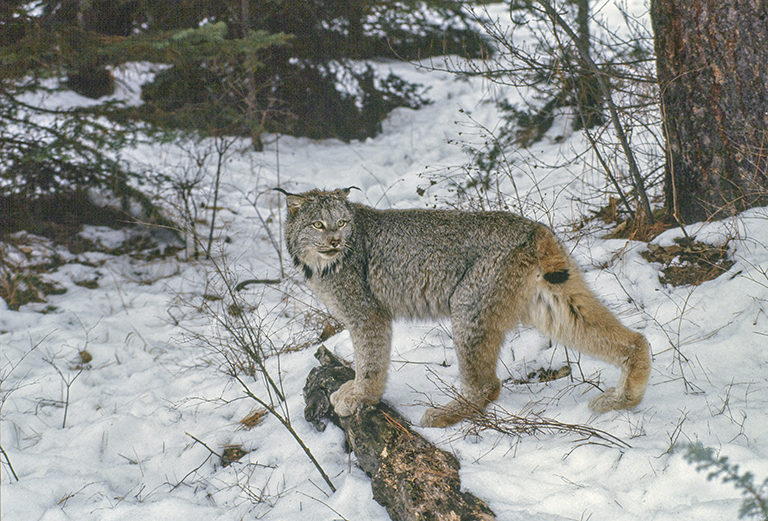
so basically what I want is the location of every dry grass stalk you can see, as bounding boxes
[238,408,268,430]
[465,404,630,449]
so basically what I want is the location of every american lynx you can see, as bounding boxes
[279,187,651,428]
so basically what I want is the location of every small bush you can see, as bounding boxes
[683,443,768,520]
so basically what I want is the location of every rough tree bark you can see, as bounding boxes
[572,0,603,131]
[304,346,496,521]
[651,0,768,224]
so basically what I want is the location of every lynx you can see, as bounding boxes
[278,187,651,428]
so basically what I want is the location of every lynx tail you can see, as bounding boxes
[535,226,570,284]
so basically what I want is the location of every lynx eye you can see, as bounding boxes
[337,219,347,229]
[311,221,325,230]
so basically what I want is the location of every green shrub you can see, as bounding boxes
[683,443,768,520]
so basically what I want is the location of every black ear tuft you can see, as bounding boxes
[544,269,570,284]
[336,186,360,199]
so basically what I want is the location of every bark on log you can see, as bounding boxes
[304,346,496,521]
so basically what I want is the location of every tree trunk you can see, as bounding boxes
[651,0,768,224]
[571,0,603,130]
[240,0,265,151]
[304,346,496,521]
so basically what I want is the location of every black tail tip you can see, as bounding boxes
[544,269,570,284]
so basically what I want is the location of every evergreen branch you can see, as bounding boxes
[683,443,768,520]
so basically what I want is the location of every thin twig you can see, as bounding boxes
[205,136,237,259]
[192,255,336,494]
[467,405,630,449]
[186,432,222,459]
[232,374,336,493]
[43,353,84,429]
[0,444,19,481]
[298,492,351,521]
[535,0,654,223]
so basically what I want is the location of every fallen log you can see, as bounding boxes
[304,346,496,521]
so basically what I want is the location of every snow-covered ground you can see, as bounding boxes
[3,3,767,520]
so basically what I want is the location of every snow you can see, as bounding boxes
[3,3,768,520]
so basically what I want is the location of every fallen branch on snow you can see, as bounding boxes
[304,346,495,521]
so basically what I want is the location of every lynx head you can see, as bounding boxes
[278,187,357,279]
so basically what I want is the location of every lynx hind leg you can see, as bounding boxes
[529,258,651,412]
[587,332,650,412]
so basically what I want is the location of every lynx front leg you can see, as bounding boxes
[330,308,392,417]
[421,307,506,428]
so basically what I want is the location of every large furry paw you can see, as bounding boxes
[330,380,364,417]
[588,387,637,413]
[420,401,470,428]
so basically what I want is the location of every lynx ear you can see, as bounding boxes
[274,187,306,216]
[336,186,360,199]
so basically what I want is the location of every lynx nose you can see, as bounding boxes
[328,237,341,248]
